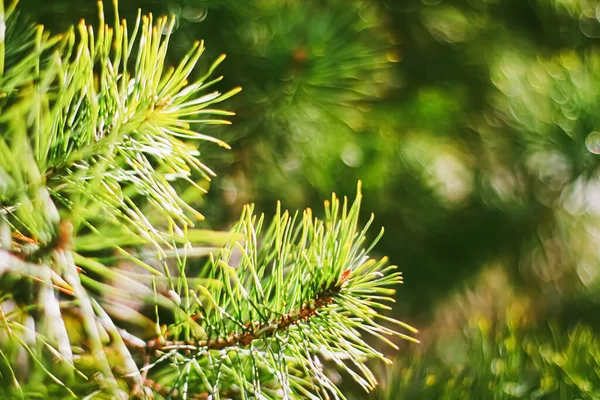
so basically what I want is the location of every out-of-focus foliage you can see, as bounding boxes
[375,314,600,399]
[372,267,600,399]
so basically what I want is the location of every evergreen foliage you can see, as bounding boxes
[0,1,411,398]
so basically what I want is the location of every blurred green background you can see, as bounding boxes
[19,0,600,398]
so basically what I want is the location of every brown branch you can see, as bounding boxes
[145,281,342,353]
[123,275,351,397]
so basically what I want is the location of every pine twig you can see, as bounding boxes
[145,278,346,353]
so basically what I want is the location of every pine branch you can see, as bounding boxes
[147,277,342,352]
[138,183,417,399]
[0,0,240,263]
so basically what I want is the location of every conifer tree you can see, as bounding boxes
[0,1,414,398]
